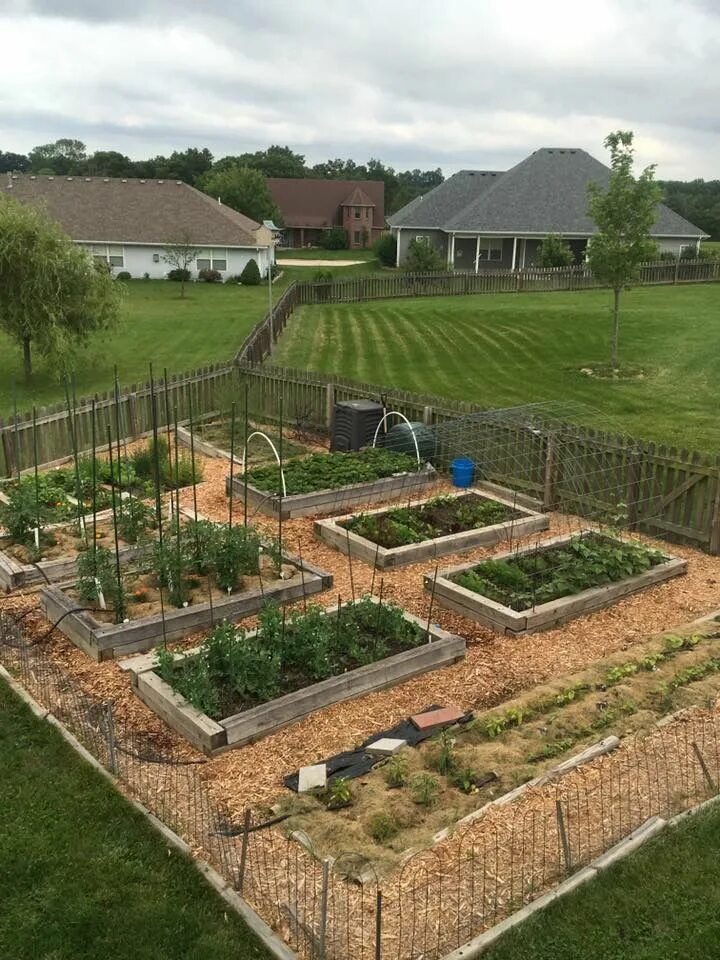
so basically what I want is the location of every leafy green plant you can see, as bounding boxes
[116,497,155,544]
[452,767,481,795]
[247,448,418,496]
[383,755,409,789]
[410,773,440,807]
[481,715,508,739]
[432,730,457,776]
[453,533,665,611]
[367,812,399,843]
[325,777,353,810]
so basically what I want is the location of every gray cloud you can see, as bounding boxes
[0,0,718,178]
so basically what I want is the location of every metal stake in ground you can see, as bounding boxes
[346,527,356,602]
[32,407,40,550]
[243,378,250,528]
[297,538,307,611]
[63,377,85,539]
[149,368,168,648]
[106,424,126,624]
[113,366,125,521]
[555,798,573,874]
[228,401,237,528]
[278,394,284,560]
[91,400,98,567]
[425,565,439,640]
[12,381,20,480]
[370,543,380,597]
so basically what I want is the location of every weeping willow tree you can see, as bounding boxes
[0,196,123,380]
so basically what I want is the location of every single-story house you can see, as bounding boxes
[3,174,275,279]
[267,177,385,249]
[388,148,708,270]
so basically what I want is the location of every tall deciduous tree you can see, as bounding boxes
[0,197,122,380]
[587,131,662,370]
[198,165,280,224]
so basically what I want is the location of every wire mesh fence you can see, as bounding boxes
[2,608,720,960]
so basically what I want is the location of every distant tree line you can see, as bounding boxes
[0,140,443,217]
[658,180,720,241]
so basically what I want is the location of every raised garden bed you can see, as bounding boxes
[0,520,143,593]
[315,490,549,569]
[426,532,687,635]
[38,516,333,660]
[123,597,465,754]
[228,448,437,520]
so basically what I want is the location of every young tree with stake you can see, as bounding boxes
[162,231,201,298]
[586,131,662,370]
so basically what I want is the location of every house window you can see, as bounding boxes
[415,235,429,244]
[354,208,361,218]
[197,257,211,271]
[353,231,361,245]
[476,237,503,262]
[197,249,227,272]
[108,244,124,268]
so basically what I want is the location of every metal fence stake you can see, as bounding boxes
[318,857,330,959]
[692,741,718,794]
[375,890,383,960]
[105,702,118,775]
[555,799,573,874]
[238,808,252,894]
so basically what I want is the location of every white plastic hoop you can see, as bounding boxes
[242,430,287,498]
[371,411,421,467]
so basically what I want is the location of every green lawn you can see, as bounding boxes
[273,283,720,450]
[485,804,720,960]
[0,677,270,960]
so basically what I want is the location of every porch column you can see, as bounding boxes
[511,236,518,271]
[448,233,455,268]
[395,228,401,267]
[300,227,305,247]
[474,235,481,273]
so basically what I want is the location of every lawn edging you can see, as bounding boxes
[0,662,297,960]
[314,488,549,569]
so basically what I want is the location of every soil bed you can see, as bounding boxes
[429,532,687,634]
[316,490,549,568]
[126,597,465,753]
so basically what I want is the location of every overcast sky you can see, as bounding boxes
[1,0,718,178]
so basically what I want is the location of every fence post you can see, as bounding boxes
[126,393,139,438]
[543,434,556,511]
[325,383,335,431]
[422,405,434,426]
[375,890,383,960]
[104,702,118,775]
[318,857,330,958]
[238,808,252,893]
[692,741,718,794]
[1,428,16,478]
[555,799,573,874]
[710,468,720,555]
[674,257,680,284]
[626,449,642,530]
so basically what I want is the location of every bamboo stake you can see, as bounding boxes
[228,401,237,528]
[106,425,125,624]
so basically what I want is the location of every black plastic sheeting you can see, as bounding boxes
[283,705,473,792]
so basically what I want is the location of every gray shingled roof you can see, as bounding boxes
[391,149,707,238]
[387,170,502,228]
[2,175,264,246]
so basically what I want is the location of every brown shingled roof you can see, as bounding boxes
[341,185,376,207]
[2,175,263,247]
[267,178,384,230]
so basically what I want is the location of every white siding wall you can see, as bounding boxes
[80,243,274,280]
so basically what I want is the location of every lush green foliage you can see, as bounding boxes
[535,234,575,267]
[319,226,348,250]
[0,679,271,960]
[239,258,262,285]
[453,534,665,611]
[273,285,720,449]
[198,165,280,223]
[402,237,445,273]
[587,131,664,368]
[0,197,122,379]
[374,233,397,266]
[155,597,425,718]
[342,493,514,548]
[76,545,126,618]
[247,448,418,495]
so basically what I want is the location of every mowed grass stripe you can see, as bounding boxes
[273,285,720,448]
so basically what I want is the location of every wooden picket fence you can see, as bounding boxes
[237,259,720,365]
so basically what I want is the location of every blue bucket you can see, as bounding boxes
[451,457,475,488]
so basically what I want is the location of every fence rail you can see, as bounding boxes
[2,609,720,960]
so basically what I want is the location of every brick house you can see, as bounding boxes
[267,178,385,249]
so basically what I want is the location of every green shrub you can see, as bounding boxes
[319,226,347,250]
[374,233,397,267]
[534,234,575,268]
[116,270,132,281]
[239,258,261,285]
[367,813,399,843]
[198,268,222,282]
[402,238,445,273]
[167,268,191,282]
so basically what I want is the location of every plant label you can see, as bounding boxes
[33,527,40,549]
